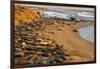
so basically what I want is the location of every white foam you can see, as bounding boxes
[41,11,70,19]
[41,11,94,21]
[77,12,94,18]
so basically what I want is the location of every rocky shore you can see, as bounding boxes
[15,22,71,65]
[14,5,95,66]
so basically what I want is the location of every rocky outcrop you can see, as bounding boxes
[15,5,47,25]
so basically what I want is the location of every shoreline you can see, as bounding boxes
[14,5,95,65]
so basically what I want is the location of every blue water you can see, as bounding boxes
[78,26,94,42]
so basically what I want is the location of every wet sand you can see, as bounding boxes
[40,22,94,62]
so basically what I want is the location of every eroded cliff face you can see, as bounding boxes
[15,5,47,25]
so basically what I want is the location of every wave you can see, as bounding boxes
[41,11,94,21]
[41,11,71,19]
[77,12,94,18]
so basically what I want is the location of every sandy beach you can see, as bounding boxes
[14,5,95,66]
[40,22,94,62]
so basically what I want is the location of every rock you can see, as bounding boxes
[22,42,26,46]
[72,29,78,32]
[56,28,63,31]
[52,61,57,64]
[26,45,33,48]
[49,46,56,50]
[17,37,21,41]
[19,60,34,64]
[38,41,50,45]
[56,58,64,63]
[56,55,66,60]
[56,50,64,55]
[48,32,55,34]
[41,57,49,64]
[37,52,49,57]
[48,56,56,62]
[67,24,70,25]
[26,41,35,45]
[24,55,33,60]
[15,52,24,57]
[36,52,43,55]
[15,40,18,43]
[14,19,70,65]
[70,17,80,22]
[14,58,20,64]
[40,48,49,52]
[15,48,22,52]
[26,46,34,51]
[27,26,32,30]
[25,51,35,54]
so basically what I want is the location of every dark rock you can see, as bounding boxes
[67,24,70,25]
[72,29,78,32]
[25,51,35,54]
[15,52,24,57]
[14,20,70,65]
[56,55,66,60]
[14,58,20,64]
[55,58,64,63]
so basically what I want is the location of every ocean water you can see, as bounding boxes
[41,11,71,19]
[78,26,94,42]
[41,11,94,42]
[41,10,94,22]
